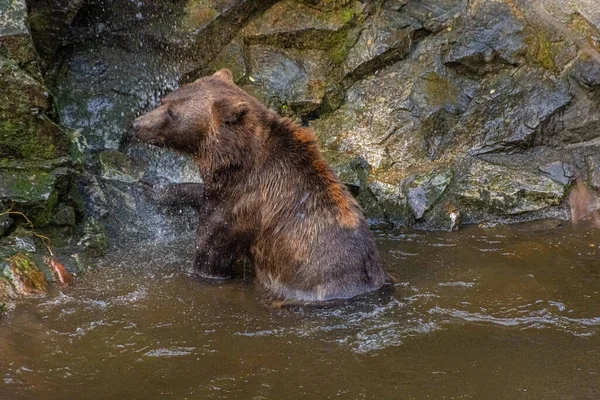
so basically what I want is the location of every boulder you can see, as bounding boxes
[442,1,527,74]
[457,159,565,215]
[247,45,328,114]
[343,4,421,84]
[461,67,571,155]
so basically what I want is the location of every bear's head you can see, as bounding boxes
[132,69,262,155]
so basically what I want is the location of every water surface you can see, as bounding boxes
[1,222,600,399]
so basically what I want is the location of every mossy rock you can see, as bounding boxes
[99,150,141,183]
[0,56,68,160]
[0,168,59,226]
[456,160,565,215]
[0,0,41,76]
[6,253,47,294]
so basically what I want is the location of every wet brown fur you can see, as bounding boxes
[133,69,387,302]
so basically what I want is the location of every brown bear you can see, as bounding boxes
[133,69,388,302]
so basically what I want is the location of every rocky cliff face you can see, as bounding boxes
[2,0,600,302]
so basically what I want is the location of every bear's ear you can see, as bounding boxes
[213,69,234,83]
[212,98,249,124]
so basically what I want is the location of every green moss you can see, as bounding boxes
[182,2,218,31]
[0,58,65,160]
[525,29,557,72]
[327,30,356,65]
[7,253,47,293]
[421,72,460,107]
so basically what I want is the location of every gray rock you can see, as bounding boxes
[442,1,527,74]
[539,161,576,185]
[0,56,67,160]
[247,45,327,114]
[402,0,465,33]
[586,156,600,190]
[52,204,76,227]
[79,174,108,219]
[243,0,357,49]
[463,67,571,155]
[312,34,477,173]
[457,159,565,215]
[569,56,600,88]
[542,81,600,146]
[0,214,12,236]
[55,44,180,152]
[78,218,108,258]
[366,179,410,222]
[27,0,85,65]
[98,150,142,183]
[0,165,60,226]
[0,0,40,75]
[343,6,421,83]
[404,168,453,219]
[206,37,247,83]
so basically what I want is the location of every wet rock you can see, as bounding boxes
[0,214,12,236]
[462,67,571,155]
[26,0,85,66]
[366,179,410,223]
[51,204,76,226]
[542,81,600,146]
[5,253,47,294]
[78,173,108,219]
[569,55,600,88]
[55,44,179,152]
[539,161,576,185]
[442,1,527,74]
[0,0,40,75]
[457,160,565,215]
[343,5,421,84]
[0,56,67,160]
[247,45,327,114]
[78,218,108,258]
[136,0,277,68]
[404,168,453,219]
[3,227,37,252]
[586,156,600,190]
[243,0,358,50]
[99,150,141,183]
[416,202,461,231]
[206,37,247,82]
[312,35,477,172]
[0,166,59,226]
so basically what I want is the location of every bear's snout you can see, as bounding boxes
[132,112,164,146]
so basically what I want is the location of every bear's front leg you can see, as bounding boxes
[192,208,246,280]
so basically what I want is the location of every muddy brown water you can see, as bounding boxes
[1,222,600,399]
